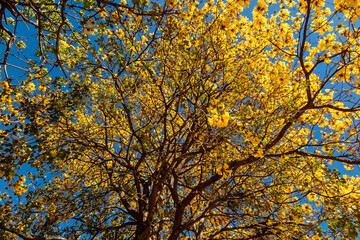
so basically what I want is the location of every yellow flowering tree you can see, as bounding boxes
[1,0,360,239]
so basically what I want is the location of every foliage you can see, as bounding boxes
[1,0,360,239]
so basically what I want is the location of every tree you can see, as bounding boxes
[1,0,360,239]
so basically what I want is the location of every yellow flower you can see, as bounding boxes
[324,57,331,64]
[14,186,28,195]
[217,112,230,128]
[38,85,46,92]
[344,164,354,170]
[208,115,218,127]
[312,234,322,240]
[0,81,9,89]
[43,98,51,105]
[105,29,115,37]
[60,40,69,48]
[26,83,36,92]
[99,9,108,19]
[307,193,318,202]
[84,27,95,35]
[324,7,331,15]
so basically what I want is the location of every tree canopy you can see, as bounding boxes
[1,0,360,239]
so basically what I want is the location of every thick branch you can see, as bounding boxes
[168,173,222,240]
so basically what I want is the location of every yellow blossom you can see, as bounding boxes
[26,83,36,92]
[84,28,95,35]
[38,85,46,92]
[307,193,318,202]
[217,112,230,127]
[344,164,354,171]
[99,9,108,19]
[60,40,69,48]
